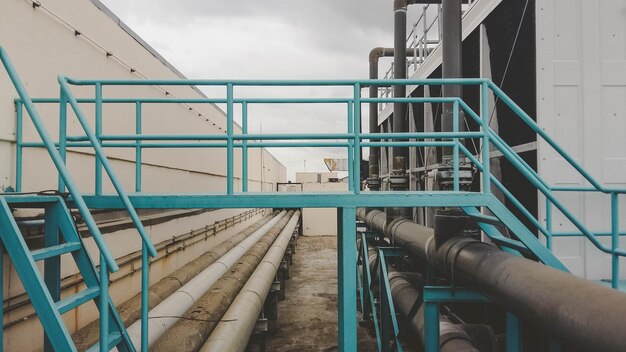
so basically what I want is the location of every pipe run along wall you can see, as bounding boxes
[357,208,626,352]
[73,211,277,350]
[126,210,289,349]
[199,211,301,352]
[151,210,298,352]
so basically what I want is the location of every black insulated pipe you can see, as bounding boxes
[365,242,485,352]
[392,0,413,180]
[357,208,626,352]
[368,47,419,192]
[441,0,464,142]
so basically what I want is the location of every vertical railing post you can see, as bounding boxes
[337,207,357,352]
[135,101,142,193]
[226,83,234,195]
[95,83,103,195]
[453,100,460,192]
[58,88,67,192]
[141,243,149,352]
[353,84,361,194]
[242,102,248,192]
[136,100,149,351]
[424,300,440,352]
[380,260,390,352]
[506,312,521,352]
[481,81,491,193]
[422,6,428,63]
[99,255,109,352]
[360,233,370,321]
[43,203,61,352]
[611,192,620,289]
[15,100,23,192]
[546,198,553,250]
[0,242,3,350]
[347,101,354,192]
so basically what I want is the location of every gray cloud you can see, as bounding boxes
[99,0,421,180]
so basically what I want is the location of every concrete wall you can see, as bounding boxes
[295,172,338,184]
[0,0,286,350]
[0,0,286,194]
[536,0,626,280]
[300,182,348,237]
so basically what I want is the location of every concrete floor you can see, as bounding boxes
[265,236,378,352]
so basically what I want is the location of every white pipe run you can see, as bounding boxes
[127,210,288,349]
[199,210,301,352]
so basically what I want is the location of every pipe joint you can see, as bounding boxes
[394,0,418,11]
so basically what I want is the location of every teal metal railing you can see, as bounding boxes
[13,75,626,289]
[0,47,157,351]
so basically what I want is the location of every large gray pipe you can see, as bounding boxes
[72,211,277,351]
[357,208,626,352]
[152,211,296,352]
[199,211,301,352]
[365,241,480,351]
[128,210,288,348]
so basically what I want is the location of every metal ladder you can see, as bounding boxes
[0,47,156,351]
[0,195,133,351]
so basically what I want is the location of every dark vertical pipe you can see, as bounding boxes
[441,0,464,145]
[393,0,409,167]
[368,55,381,190]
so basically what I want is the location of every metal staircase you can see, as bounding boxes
[0,195,133,351]
[1,42,625,351]
[0,47,156,351]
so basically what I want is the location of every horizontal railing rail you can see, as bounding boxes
[14,76,626,289]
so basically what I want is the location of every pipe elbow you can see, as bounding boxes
[394,0,418,11]
[369,47,395,63]
[394,0,408,11]
[369,47,385,63]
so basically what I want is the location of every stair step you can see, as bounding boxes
[56,287,100,314]
[489,235,531,254]
[2,195,61,207]
[31,242,82,261]
[86,331,123,352]
[466,212,501,225]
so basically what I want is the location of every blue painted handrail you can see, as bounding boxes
[10,70,625,288]
[0,47,120,272]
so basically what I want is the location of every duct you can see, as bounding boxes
[199,211,301,352]
[357,209,626,352]
[151,210,297,352]
[73,211,277,350]
[126,210,288,349]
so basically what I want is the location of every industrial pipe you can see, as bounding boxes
[126,210,288,348]
[151,210,297,352]
[357,208,626,352]
[392,0,416,188]
[441,0,463,139]
[73,211,277,350]
[368,47,420,191]
[199,211,301,352]
[364,240,481,351]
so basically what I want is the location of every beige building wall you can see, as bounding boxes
[0,0,286,350]
[295,173,347,237]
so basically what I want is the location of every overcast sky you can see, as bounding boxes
[100,0,421,180]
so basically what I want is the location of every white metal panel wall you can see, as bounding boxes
[537,0,626,279]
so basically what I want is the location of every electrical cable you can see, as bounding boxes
[24,0,225,132]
